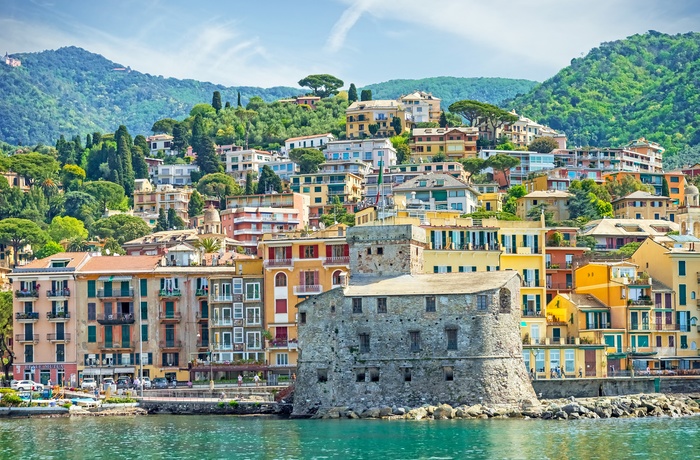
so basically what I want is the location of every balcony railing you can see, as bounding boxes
[97,288,134,298]
[96,313,135,325]
[159,340,182,349]
[47,333,71,342]
[521,310,542,317]
[210,319,234,327]
[15,289,39,299]
[323,256,350,266]
[47,312,70,321]
[293,284,323,295]
[210,295,233,303]
[521,279,542,288]
[15,334,39,343]
[99,341,133,349]
[159,289,181,297]
[46,289,71,298]
[583,323,612,330]
[158,311,182,321]
[629,324,651,331]
[264,258,293,268]
[195,288,209,297]
[546,282,573,290]
[15,312,39,321]
[629,299,653,306]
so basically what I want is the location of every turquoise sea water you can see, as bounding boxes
[0,415,698,459]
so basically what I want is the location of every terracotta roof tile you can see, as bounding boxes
[80,255,162,273]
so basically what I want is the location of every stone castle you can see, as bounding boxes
[293,224,536,416]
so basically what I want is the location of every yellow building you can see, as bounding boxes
[612,191,670,220]
[409,127,478,163]
[516,190,572,222]
[345,100,411,139]
[258,225,350,374]
[629,235,700,371]
[479,192,504,212]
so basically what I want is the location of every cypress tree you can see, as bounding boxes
[188,190,204,217]
[439,111,448,128]
[360,89,372,101]
[212,91,222,112]
[245,172,255,195]
[348,83,358,102]
[85,133,93,149]
[237,91,242,107]
[155,208,168,232]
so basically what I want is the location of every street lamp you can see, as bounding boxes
[199,333,214,392]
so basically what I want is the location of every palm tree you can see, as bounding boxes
[66,237,88,252]
[194,237,221,254]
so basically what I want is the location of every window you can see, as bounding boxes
[359,333,370,353]
[549,349,560,371]
[409,331,421,352]
[87,326,96,343]
[317,369,328,383]
[233,303,244,319]
[301,245,318,259]
[299,312,306,324]
[476,295,489,311]
[56,344,65,362]
[245,283,260,300]
[233,327,244,343]
[679,261,686,276]
[352,298,363,313]
[356,369,366,382]
[246,332,261,349]
[276,353,289,366]
[377,247,383,255]
[446,328,457,350]
[140,279,148,296]
[141,301,148,320]
[87,280,96,298]
[24,345,33,363]
[403,368,412,382]
[425,296,436,312]
[141,324,148,341]
[233,279,243,295]
[443,366,454,381]
[275,273,287,287]
[332,270,344,286]
[369,367,379,382]
[87,303,96,321]
[246,307,261,325]
[377,298,387,314]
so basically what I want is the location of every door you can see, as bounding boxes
[585,349,596,377]
[552,328,561,344]
[56,322,65,340]
[165,301,174,319]
[531,324,540,344]
[104,281,112,297]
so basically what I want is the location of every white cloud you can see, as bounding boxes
[325,0,377,52]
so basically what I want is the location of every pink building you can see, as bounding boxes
[11,253,91,386]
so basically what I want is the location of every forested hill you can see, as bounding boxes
[362,77,538,108]
[0,46,303,145]
[509,31,700,164]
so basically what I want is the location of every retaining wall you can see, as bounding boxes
[138,400,291,416]
[532,376,700,399]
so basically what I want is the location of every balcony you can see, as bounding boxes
[47,333,71,343]
[195,288,209,297]
[195,312,209,321]
[583,323,612,330]
[159,340,182,349]
[629,299,653,306]
[15,289,39,299]
[47,312,70,321]
[196,340,210,349]
[264,258,293,268]
[159,311,182,322]
[268,339,298,350]
[210,294,233,303]
[546,282,573,290]
[15,334,39,343]
[97,288,134,298]
[212,343,234,351]
[96,313,135,325]
[99,341,133,350]
[15,312,39,322]
[323,256,350,266]
[629,324,651,331]
[46,289,71,298]
[293,284,323,296]
[521,310,543,318]
[653,324,680,331]
[159,289,181,297]
[521,279,542,288]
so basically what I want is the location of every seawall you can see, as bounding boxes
[532,376,700,399]
[138,400,292,416]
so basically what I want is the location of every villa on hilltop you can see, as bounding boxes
[4,53,21,67]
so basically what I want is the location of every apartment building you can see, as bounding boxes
[612,191,671,220]
[290,171,363,226]
[603,171,684,205]
[222,149,273,185]
[345,100,411,139]
[157,164,199,187]
[392,174,479,213]
[147,134,175,156]
[324,138,397,168]
[544,228,588,303]
[284,133,335,153]
[399,91,441,124]
[133,182,193,226]
[409,127,478,163]
[516,190,573,222]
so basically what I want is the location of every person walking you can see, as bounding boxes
[237,374,243,387]
[253,374,260,387]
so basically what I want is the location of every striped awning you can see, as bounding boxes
[97,276,133,282]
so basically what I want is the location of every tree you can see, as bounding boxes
[172,122,190,154]
[439,111,448,128]
[485,154,521,187]
[390,135,410,164]
[237,91,242,107]
[194,135,221,175]
[603,175,653,200]
[9,153,59,186]
[289,148,326,174]
[0,290,14,383]
[212,91,222,112]
[235,108,258,149]
[167,208,186,230]
[368,123,379,137]
[480,105,518,146]
[360,89,372,101]
[320,196,355,227]
[194,237,221,253]
[528,137,559,153]
[66,237,89,252]
[527,203,555,226]
[196,173,241,209]
[0,218,47,265]
[448,100,487,126]
[257,165,283,194]
[63,191,96,219]
[431,152,447,162]
[131,135,150,179]
[577,235,597,250]
[298,74,344,98]
[348,83,358,102]
[155,208,169,232]
[391,117,403,136]
[502,185,527,214]
[92,214,151,243]
[61,164,86,192]
[82,181,126,214]
[188,190,204,218]
[245,172,256,195]
[48,216,88,242]
[35,241,64,259]
[151,118,178,134]
[460,157,486,182]
[662,178,670,198]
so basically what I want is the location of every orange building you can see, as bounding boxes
[545,228,588,303]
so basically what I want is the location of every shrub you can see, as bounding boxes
[0,393,23,407]
[104,397,136,404]
[229,400,238,407]
[217,401,225,408]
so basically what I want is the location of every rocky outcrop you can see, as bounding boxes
[310,394,700,421]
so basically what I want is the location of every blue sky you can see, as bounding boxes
[2,0,699,88]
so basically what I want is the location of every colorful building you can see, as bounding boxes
[399,91,441,123]
[409,127,478,162]
[324,138,397,168]
[545,228,588,303]
[579,219,679,250]
[345,100,411,139]
[612,191,671,220]
[516,190,572,222]
[392,173,479,213]
[603,170,684,206]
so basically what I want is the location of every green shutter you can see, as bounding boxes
[141,301,148,320]
[104,326,113,346]
[88,280,96,298]
[679,284,687,306]
[121,325,130,347]
[534,269,540,287]
[140,279,147,296]
[536,295,541,312]
[522,295,527,310]
[87,326,96,343]
[104,281,112,297]
[142,325,148,341]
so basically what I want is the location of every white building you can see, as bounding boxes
[283,133,335,154]
[324,138,397,169]
[222,149,274,185]
[399,91,441,124]
[392,173,480,213]
[157,164,199,186]
[264,157,299,181]
[147,134,176,156]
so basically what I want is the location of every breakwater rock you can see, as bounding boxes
[310,394,700,421]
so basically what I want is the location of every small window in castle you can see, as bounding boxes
[410,331,421,352]
[352,298,363,313]
[403,368,412,382]
[369,367,380,382]
[359,333,370,353]
[425,296,436,312]
[377,297,387,314]
[446,328,458,350]
[356,369,366,382]
[477,295,488,311]
[377,247,383,255]
[367,248,372,255]
[317,369,328,383]
[444,366,454,381]
[499,288,512,313]
[299,312,306,324]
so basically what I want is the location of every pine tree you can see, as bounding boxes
[360,89,372,101]
[257,165,282,194]
[212,91,222,112]
[348,83,358,102]
[439,111,448,128]
[245,172,255,195]
[237,91,242,107]
[188,190,204,217]
[155,208,168,232]
[391,117,402,136]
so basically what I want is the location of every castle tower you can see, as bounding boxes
[347,224,427,277]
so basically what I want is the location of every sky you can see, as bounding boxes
[1,0,700,88]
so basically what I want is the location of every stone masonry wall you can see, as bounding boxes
[348,225,426,277]
[293,275,536,416]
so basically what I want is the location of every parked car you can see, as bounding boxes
[81,378,97,390]
[152,377,168,389]
[141,377,152,389]
[103,378,115,386]
[14,380,43,391]
[116,377,131,389]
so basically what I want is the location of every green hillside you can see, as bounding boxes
[362,76,538,108]
[0,46,303,145]
[510,31,700,164]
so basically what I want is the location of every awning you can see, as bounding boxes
[607,353,628,359]
[114,367,135,374]
[579,308,609,312]
[81,368,114,376]
[97,276,133,282]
